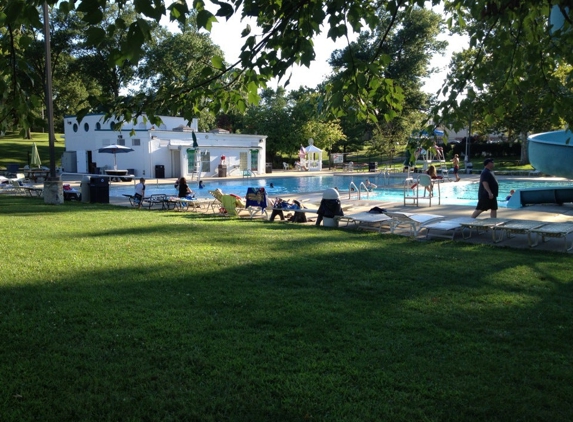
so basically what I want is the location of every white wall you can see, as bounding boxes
[63,114,267,178]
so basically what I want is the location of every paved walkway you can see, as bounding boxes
[93,169,573,253]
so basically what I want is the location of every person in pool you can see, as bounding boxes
[199,180,205,189]
[505,189,515,201]
[365,179,377,191]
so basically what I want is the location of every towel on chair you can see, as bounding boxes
[245,187,268,210]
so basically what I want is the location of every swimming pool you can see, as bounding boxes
[110,174,573,207]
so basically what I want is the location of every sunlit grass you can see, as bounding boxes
[1,196,572,421]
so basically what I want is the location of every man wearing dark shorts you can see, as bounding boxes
[471,158,498,218]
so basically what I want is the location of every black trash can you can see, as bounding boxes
[218,164,227,178]
[89,176,109,203]
[266,163,273,173]
[368,162,378,172]
[155,164,165,178]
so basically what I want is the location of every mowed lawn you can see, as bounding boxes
[1,196,572,421]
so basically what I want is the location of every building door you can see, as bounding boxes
[171,150,180,178]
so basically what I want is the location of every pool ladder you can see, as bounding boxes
[348,181,371,200]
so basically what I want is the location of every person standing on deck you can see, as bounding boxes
[471,158,499,218]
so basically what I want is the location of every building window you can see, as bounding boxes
[96,122,101,130]
[109,121,116,130]
[73,123,78,132]
[84,123,89,132]
[117,135,125,146]
[201,151,211,172]
[132,139,141,146]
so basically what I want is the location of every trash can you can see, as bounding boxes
[218,164,227,178]
[266,163,273,173]
[316,188,343,227]
[155,164,165,178]
[81,175,91,203]
[466,162,473,174]
[89,176,109,203]
[368,162,378,172]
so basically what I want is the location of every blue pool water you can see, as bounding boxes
[111,174,572,207]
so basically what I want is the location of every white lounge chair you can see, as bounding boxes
[424,217,476,240]
[336,211,392,232]
[10,180,27,195]
[384,211,445,237]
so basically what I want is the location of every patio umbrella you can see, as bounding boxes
[30,142,42,168]
[98,144,134,170]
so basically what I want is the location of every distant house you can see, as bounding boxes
[62,114,267,178]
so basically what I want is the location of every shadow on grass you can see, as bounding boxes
[1,196,572,420]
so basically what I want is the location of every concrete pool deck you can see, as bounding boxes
[101,169,573,253]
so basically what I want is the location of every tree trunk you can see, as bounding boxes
[520,132,529,165]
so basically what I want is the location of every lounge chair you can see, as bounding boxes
[491,219,546,244]
[458,218,510,240]
[423,217,476,240]
[336,211,392,232]
[166,196,210,212]
[384,211,445,237]
[245,187,269,219]
[208,189,224,213]
[141,194,174,210]
[528,222,573,252]
[11,180,27,195]
[220,195,240,216]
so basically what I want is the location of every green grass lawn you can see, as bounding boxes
[1,196,572,421]
[0,132,65,169]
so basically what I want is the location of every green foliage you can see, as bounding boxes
[435,1,573,138]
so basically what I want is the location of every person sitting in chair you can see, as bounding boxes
[177,177,194,199]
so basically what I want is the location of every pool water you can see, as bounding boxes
[111,174,572,207]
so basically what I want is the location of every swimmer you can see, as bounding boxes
[270,183,274,188]
[365,179,377,190]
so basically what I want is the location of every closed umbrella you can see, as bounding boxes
[30,143,42,168]
[98,144,134,170]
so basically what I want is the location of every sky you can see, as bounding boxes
[203,10,469,97]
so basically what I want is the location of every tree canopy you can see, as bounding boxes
[1,0,572,142]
